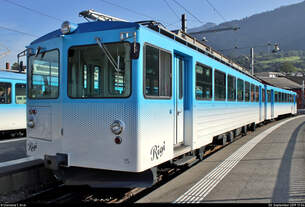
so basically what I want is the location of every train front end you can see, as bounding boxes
[26,20,154,187]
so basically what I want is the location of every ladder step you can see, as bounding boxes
[173,155,198,167]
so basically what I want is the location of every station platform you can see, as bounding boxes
[0,138,57,203]
[137,115,305,203]
[0,138,27,162]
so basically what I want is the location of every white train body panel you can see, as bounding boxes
[0,71,26,132]
[26,20,298,178]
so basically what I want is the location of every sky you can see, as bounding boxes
[0,0,303,68]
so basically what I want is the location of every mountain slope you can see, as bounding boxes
[190,1,305,55]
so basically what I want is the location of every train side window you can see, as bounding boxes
[68,43,131,98]
[214,70,226,101]
[245,81,250,102]
[15,83,26,104]
[237,78,244,101]
[250,84,255,102]
[255,86,259,102]
[267,90,271,102]
[227,75,236,101]
[195,63,212,100]
[275,91,278,102]
[0,82,11,104]
[144,45,172,98]
[262,88,265,102]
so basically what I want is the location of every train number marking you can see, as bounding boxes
[28,141,38,152]
[150,141,165,161]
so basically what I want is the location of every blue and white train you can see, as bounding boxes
[26,15,297,188]
[0,70,26,137]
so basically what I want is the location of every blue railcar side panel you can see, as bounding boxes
[26,21,298,174]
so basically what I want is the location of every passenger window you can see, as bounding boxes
[68,43,131,98]
[214,70,226,101]
[255,86,259,102]
[262,89,265,102]
[267,90,271,102]
[0,82,11,104]
[227,75,236,101]
[15,83,26,104]
[144,45,171,98]
[237,79,244,101]
[196,63,212,100]
[251,84,255,102]
[275,92,278,102]
[245,81,250,102]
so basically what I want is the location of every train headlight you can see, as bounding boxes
[27,120,35,128]
[61,21,78,35]
[110,120,124,135]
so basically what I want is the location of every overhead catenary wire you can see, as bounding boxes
[171,0,204,24]
[97,0,179,27]
[204,0,227,23]
[164,0,180,20]
[0,25,38,37]
[97,0,160,22]
[2,0,64,22]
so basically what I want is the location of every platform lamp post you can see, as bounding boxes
[250,43,280,75]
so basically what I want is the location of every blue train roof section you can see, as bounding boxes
[0,71,26,81]
[31,21,139,45]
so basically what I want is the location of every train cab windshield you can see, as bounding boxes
[28,50,59,99]
[68,42,131,98]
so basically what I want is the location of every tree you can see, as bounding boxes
[11,62,19,70]
[279,62,297,72]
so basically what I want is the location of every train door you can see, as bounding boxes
[174,55,184,145]
[271,89,274,118]
[259,86,262,122]
[262,88,266,120]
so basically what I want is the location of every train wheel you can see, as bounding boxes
[250,123,256,131]
[242,126,247,136]
[197,146,205,161]
[227,131,234,142]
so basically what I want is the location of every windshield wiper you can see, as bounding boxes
[95,37,120,72]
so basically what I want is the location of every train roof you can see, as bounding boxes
[0,70,26,81]
[30,21,139,45]
[29,20,295,93]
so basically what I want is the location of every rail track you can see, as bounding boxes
[22,116,292,204]
[22,134,249,204]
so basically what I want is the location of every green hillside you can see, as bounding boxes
[230,50,305,73]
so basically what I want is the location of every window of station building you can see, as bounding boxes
[144,44,172,98]
[227,75,236,101]
[0,82,11,104]
[262,88,265,102]
[255,86,259,102]
[250,84,255,102]
[267,90,271,102]
[237,78,244,101]
[214,70,226,101]
[245,81,250,102]
[15,83,26,104]
[196,63,212,100]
